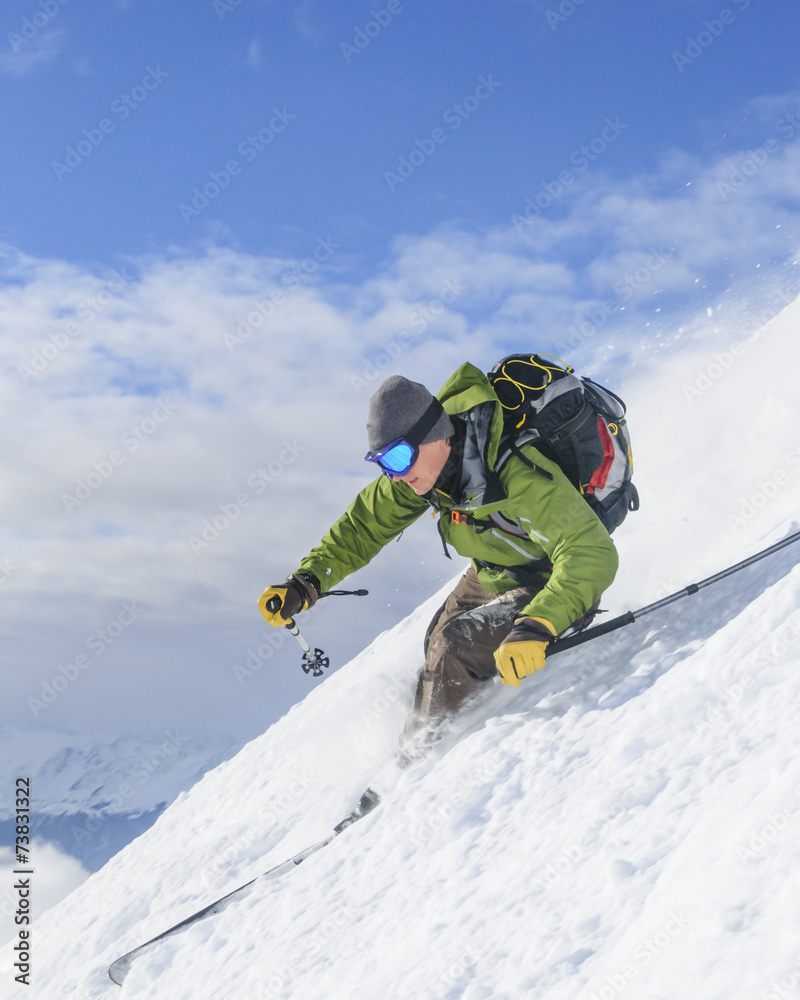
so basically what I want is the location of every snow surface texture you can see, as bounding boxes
[5,526,800,999]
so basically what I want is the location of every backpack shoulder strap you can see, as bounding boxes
[496,438,554,480]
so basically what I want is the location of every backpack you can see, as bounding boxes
[487,353,639,534]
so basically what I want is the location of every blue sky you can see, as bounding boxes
[2,0,798,266]
[2,0,800,755]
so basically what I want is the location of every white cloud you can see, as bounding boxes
[0,840,89,947]
[246,38,261,67]
[1,123,800,743]
[293,0,321,41]
[0,30,66,76]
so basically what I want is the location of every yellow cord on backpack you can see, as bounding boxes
[493,355,574,415]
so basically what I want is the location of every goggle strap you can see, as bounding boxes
[404,397,445,448]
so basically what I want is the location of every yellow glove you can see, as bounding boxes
[494,617,557,687]
[258,573,319,626]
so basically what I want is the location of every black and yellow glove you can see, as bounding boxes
[493,617,557,687]
[258,573,320,626]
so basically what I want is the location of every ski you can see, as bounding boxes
[108,788,381,986]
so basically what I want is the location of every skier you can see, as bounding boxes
[258,362,618,756]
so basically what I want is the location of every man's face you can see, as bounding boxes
[392,438,451,495]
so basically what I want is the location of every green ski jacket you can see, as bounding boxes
[297,362,619,635]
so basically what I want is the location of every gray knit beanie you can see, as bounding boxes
[367,375,454,451]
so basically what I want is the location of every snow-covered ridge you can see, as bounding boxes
[0,728,232,820]
[8,522,800,999]
[0,728,233,883]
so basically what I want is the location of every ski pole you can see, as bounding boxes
[549,527,800,657]
[266,596,329,676]
[266,588,368,677]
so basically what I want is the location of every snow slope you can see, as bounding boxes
[6,519,800,999]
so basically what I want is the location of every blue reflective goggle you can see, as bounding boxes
[363,397,445,478]
[364,438,419,477]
